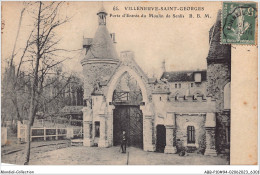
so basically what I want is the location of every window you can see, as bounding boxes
[175,93,179,100]
[224,82,231,110]
[226,126,230,144]
[95,121,100,138]
[179,83,181,88]
[175,84,177,88]
[187,126,195,144]
[194,73,202,82]
[191,83,193,87]
[90,124,93,138]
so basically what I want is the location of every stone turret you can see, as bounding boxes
[81,6,120,101]
[206,10,231,154]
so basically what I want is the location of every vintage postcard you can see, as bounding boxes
[1,1,258,173]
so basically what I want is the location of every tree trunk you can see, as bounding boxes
[24,1,42,165]
[24,120,32,165]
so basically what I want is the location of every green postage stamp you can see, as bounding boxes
[222,2,257,45]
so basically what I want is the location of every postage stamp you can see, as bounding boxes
[221,2,257,45]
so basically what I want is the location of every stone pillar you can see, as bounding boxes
[1,127,7,146]
[66,127,74,139]
[204,128,217,156]
[83,121,93,146]
[204,112,217,156]
[98,115,108,147]
[107,105,115,147]
[164,125,177,154]
[164,113,177,154]
[141,103,155,152]
[143,115,155,151]
[83,106,93,146]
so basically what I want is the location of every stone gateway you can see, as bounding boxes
[80,8,230,156]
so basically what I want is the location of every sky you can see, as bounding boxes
[2,1,221,78]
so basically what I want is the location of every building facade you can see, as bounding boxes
[80,8,230,156]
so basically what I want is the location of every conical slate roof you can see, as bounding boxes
[85,25,118,60]
[97,6,107,14]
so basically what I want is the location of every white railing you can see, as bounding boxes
[17,121,83,142]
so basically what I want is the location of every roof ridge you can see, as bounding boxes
[164,70,207,73]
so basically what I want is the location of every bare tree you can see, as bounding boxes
[1,1,82,164]
[13,1,71,165]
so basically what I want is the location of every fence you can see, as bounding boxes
[33,118,83,128]
[17,121,83,142]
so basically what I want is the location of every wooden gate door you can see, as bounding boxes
[113,106,143,148]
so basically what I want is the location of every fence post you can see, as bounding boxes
[66,127,69,139]
[56,127,58,140]
[81,126,83,137]
[30,128,32,141]
[66,127,73,139]
[44,127,46,141]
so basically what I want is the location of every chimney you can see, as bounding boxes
[120,51,134,61]
[161,59,166,72]
[110,33,116,44]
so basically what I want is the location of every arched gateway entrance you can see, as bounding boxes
[105,53,153,149]
[106,64,149,149]
[111,71,144,148]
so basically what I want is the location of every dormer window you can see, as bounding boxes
[194,73,202,83]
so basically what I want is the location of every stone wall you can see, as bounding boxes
[82,62,119,99]
[207,62,230,154]
[206,62,231,154]
[215,111,230,153]
[175,114,206,152]
[207,63,231,111]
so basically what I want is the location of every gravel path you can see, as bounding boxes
[2,143,229,165]
[1,140,70,165]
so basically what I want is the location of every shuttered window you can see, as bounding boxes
[187,126,195,143]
